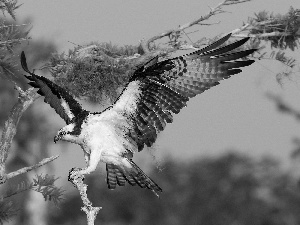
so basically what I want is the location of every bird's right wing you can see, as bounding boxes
[112,33,256,152]
[21,51,88,124]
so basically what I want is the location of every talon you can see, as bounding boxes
[68,167,84,182]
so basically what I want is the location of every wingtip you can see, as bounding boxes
[20,51,31,74]
[219,32,232,43]
[224,32,232,38]
[249,48,258,54]
[242,48,257,57]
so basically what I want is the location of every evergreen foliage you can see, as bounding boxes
[0,0,30,81]
[0,0,21,20]
[244,7,300,78]
[49,43,143,103]
[31,174,64,205]
[0,174,64,223]
[249,7,300,50]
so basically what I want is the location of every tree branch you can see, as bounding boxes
[0,38,29,47]
[0,86,40,183]
[5,155,59,180]
[68,168,101,225]
[232,31,296,38]
[231,23,251,35]
[141,0,253,52]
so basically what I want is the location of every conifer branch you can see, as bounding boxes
[31,174,65,205]
[2,174,64,205]
[2,180,32,199]
[0,0,21,20]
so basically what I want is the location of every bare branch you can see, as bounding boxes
[0,23,29,28]
[224,0,251,5]
[5,155,59,181]
[232,31,295,38]
[68,168,101,225]
[0,38,29,47]
[231,23,251,35]
[0,86,40,182]
[141,0,253,52]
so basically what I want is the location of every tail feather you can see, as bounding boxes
[115,168,126,186]
[106,161,162,197]
[106,164,117,189]
[125,159,162,197]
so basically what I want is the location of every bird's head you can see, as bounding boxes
[54,124,76,143]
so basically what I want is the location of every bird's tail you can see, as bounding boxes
[106,161,162,197]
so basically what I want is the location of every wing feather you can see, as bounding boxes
[106,160,162,196]
[21,51,88,124]
[113,34,256,152]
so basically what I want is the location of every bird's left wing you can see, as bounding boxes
[21,51,88,124]
[112,34,256,152]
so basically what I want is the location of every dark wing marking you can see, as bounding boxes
[113,34,256,152]
[21,51,88,124]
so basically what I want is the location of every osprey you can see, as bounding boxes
[21,33,255,196]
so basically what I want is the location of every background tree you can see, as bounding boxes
[49,153,300,225]
[0,1,63,224]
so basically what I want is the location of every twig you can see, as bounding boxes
[141,0,252,52]
[0,38,28,46]
[0,23,29,28]
[68,168,101,225]
[182,30,194,44]
[0,86,39,183]
[231,31,295,38]
[5,155,59,180]
[230,23,251,35]
[224,0,251,5]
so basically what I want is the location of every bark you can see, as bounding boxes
[0,86,39,183]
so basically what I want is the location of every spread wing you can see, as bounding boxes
[21,51,88,124]
[112,33,256,151]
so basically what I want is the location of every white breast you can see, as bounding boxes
[80,109,135,165]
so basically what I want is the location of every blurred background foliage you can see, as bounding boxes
[0,1,59,224]
[49,153,300,225]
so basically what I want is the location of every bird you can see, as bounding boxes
[21,33,256,197]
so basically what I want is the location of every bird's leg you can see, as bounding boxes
[83,152,90,166]
[69,150,101,188]
[77,149,102,176]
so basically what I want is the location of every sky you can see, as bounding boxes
[14,0,300,177]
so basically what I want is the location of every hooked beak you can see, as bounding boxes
[54,134,62,143]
